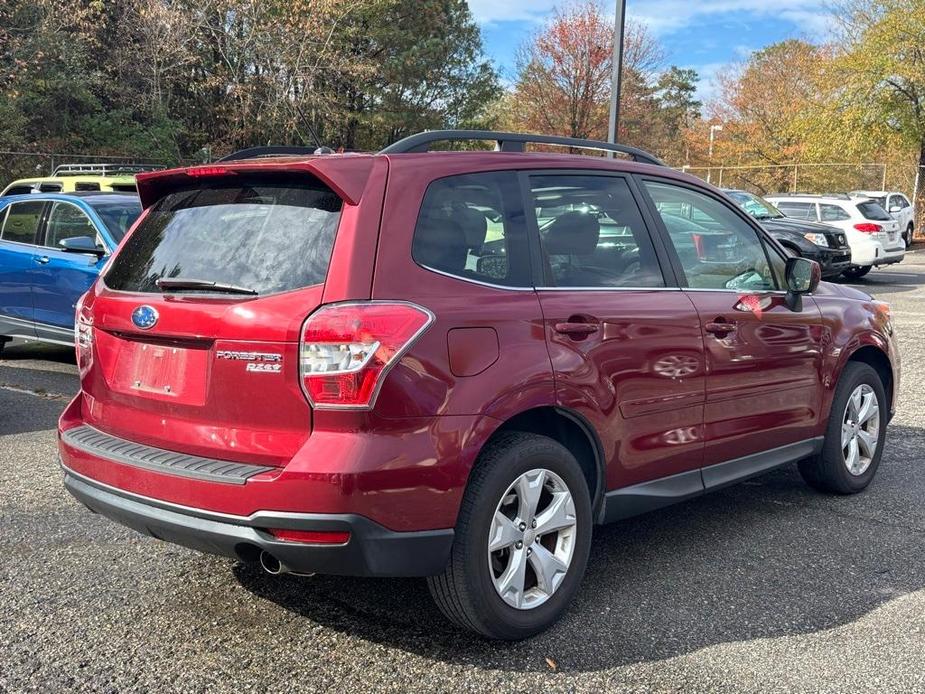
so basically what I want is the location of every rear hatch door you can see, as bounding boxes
[79,167,367,466]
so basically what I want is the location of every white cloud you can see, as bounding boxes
[628,0,835,39]
[467,0,557,24]
[688,61,732,104]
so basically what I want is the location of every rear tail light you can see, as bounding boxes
[266,529,350,545]
[75,293,93,375]
[854,223,882,233]
[299,302,434,410]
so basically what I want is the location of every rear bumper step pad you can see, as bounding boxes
[61,425,274,485]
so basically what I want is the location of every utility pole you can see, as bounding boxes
[607,0,627,154]
[707,123,723,184]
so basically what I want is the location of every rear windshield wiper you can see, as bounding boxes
[155,277,258,295]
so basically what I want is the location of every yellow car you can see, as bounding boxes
[1,163,163,196]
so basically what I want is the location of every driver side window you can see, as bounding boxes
[644,181,779,291]
[44,202,101,250]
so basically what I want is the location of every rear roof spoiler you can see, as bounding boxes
[134,156,376,208]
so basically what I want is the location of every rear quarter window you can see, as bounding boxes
[104,176,342,295]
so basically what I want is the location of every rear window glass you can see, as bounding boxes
[104,177,342,295]
[856,201,892,221]
[88,199,143,242]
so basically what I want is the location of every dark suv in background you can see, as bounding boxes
[59,131,899,639]
[724,189,852,279]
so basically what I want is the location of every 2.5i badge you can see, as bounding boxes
[216,350,283,374]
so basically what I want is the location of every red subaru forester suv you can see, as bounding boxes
[59,131,899,639]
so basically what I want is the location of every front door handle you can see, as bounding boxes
[34,256,50,265]
[554,322,600,336]
[705,320,736,337]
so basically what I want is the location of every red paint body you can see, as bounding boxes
[58,152,900,535]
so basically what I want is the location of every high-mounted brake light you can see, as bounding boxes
[299,302,434,410]
[186,166,235,177]
[854,223,882,233]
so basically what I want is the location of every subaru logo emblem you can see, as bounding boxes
[132,305,159,330]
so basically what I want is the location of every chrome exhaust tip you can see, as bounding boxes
[259,551,286,575]
[258,551,314,577]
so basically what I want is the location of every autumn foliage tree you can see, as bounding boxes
[503,0,699,160]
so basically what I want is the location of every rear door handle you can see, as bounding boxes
[34,256,50,265]
[705,320,736,337]
[554,322,600,336]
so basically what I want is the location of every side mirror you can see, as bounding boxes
[59,236,105,257]
[889,205,901,213]
[784,256,820,311]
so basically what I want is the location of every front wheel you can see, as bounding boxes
[427,432,592,639]
[842,265,872,280]
[905,223,914,248]
[799,362,888,494]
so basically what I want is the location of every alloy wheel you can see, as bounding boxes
[841,384,880,476]
[487,468,577,610]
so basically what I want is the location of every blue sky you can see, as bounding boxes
[470,0,836,103]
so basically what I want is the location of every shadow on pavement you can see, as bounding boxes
[235,427,925,672]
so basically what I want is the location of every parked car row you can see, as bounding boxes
[36,131,899,640]
[723,189,909,281]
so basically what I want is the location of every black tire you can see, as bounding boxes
[798,362,888,494]
[905,223,914,248]
[427,432,592,640]
[842,265,872,280]
[0,337,8,358]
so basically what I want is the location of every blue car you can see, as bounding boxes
[0,192,142,350]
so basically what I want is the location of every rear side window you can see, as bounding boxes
[529,174,664,288]
[856,201,892,221]
[776,201,816,220]
[1,201,44,244]
[820,204,850,221]
[38,182,63,193]
[105,176,341,295]
[412,172,531,287]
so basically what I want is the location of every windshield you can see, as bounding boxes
[88,199,143,241]
[726,191,783,219]
[104,176,342,295]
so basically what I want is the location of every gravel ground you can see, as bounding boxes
[2,253,925,693]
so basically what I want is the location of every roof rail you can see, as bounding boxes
[52,163,165,176]
[380,130,665,166]
[218,146,328,162]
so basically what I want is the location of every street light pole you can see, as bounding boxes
[707,123,723,184]
[607,0,627,153]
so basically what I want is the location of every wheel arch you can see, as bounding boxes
[846,344,894,412]
[482,406,607,523]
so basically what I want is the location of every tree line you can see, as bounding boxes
[2,0,922,216]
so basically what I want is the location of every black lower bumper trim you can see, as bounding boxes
[64,470,454,577]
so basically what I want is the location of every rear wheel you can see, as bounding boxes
[842,265,872,280]
[798,362,887,494]
[428,432,592,640]
[905,223,914,247]
[0,337,8,358]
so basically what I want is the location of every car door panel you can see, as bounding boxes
[32,201,108,334]
[527,173,706,491]
[0,200,46,335]
[640,178,824,468]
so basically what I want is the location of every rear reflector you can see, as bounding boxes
[299,301,434,410]
[267,529,350,545]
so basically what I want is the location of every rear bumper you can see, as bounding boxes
[874,247,905,266]
[63,465,454,577]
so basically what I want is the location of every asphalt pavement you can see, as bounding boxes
[2,254,925,692]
